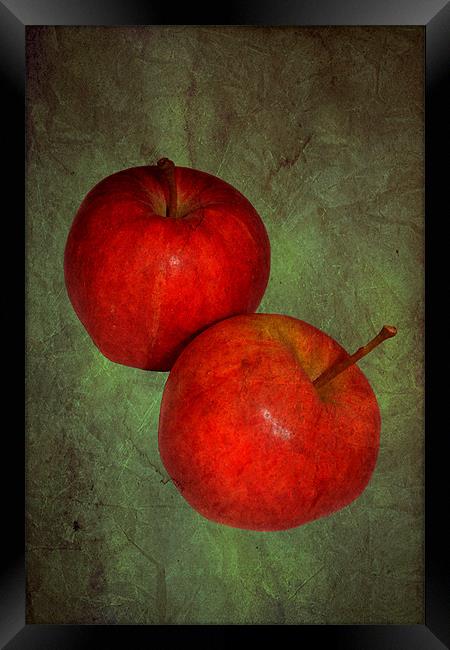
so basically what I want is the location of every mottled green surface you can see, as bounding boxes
[25,26,424,624]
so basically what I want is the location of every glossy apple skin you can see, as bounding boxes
[64,165,270,371]
[158,314,381,531]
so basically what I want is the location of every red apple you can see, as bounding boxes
[158,314,397,531]
[64,159,270,371]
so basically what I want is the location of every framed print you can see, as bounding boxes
[2,0,448,647]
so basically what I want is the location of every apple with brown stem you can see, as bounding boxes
[158,315,397,531]
[64,158,270,371]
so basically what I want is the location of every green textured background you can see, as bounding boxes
[25,26,424,624]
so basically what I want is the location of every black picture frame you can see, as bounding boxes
[4,0,448,647]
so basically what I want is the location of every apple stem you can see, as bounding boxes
[157,158,177,217]
[313,325,398,389]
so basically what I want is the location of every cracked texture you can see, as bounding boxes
[26,26,424,624]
